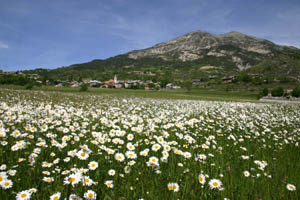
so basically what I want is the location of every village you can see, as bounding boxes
[0,70,267,90]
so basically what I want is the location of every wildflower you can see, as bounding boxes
[28,188,37,193]
[126,143,135,150]
[152,143,161,152]
[0,179,13,189]
[16,190,31,200]
[43,177,54,183]
[76,150,89,160]
[64,173,82,187]
[69,194,83,200]
[50,192,61,200]
[82,176,94,186]
[84,190,97,200]
[167,182,180,192]
[105,180,114,188]
[243,171,250,177]
[0,172,7,183]
[184,152,192,159]
[88,161,98,170]
[125,151,137,159]
[208,179,222,190]
[198,174,206,185]
[115,153,125,162]
[127,134,134,141]
[108,169,116,176]
[287,184,296,191]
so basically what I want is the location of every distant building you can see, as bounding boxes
[166,83,181,89]
[222,76,236,83]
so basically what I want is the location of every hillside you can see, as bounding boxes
[26,30,300,82]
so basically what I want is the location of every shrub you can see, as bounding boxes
[79,84,88,92]
[25,83,33,90]
[291,87,300,97]
[262,88,268,96]
[271,87,284,97]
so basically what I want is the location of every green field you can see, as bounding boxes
[0,89,299,199]
[0,85,259,102]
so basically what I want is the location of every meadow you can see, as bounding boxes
[0,88,299,199]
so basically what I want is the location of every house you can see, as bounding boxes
[192,79,202,84]
[222,76,236,83]
[89,80,102,87]
[166,83,181,89]
[70,81,80,87]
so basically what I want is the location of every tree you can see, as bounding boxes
[291,87,300,97]
[181,80,193,92]
[262,88,268,96]
[271,87,284,97]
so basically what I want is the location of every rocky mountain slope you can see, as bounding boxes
[127,30,299,70]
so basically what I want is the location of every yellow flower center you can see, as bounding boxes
[81,152,85,157]
[213,182,219,187]
[4,182,9,186]
[54,196,59,200]
[21,193,27,198]
[69,177,75,183]
[88,193,94,197]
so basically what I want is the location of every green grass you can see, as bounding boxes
[0,84,259,102]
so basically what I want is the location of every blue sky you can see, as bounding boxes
[0,0,299,71]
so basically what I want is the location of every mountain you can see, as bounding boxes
[127,30,298,70]
[29,30,300,81]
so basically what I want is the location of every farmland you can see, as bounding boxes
[0,89,299,199]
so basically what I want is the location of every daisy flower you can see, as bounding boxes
[76,150,89,160]
[115,153,125,162]
[84,190,97,200]
[108,169,116,176]
[50,192,61,200]
[198,174,206,185]
[125,151,137,159]
[64,173,82,187]
[243,171,250,177]
[105,180,114,188]
[151,143,161,152]
[287,184,296,191]
[16,190,31,200]
[167,182,180,192]
[88,161,98,170]
[43,177,54,183]
[69,194,83,200]
[82,176,94,186]
[0,172,7,183]
[126,143,135,150]
[0,179,13,189]
[208,179,222,190]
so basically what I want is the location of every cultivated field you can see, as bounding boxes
[0,89,299,199]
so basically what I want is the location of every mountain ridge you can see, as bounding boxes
[26,30,300,82]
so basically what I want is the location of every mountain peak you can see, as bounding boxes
[127,29,299,70]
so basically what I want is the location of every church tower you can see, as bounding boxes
[114,74,118,84]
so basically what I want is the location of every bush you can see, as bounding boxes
[25,83,33,90]
[291,87,300,97]
[262,88,268,96]
[271,87,284,97]
[79,84,88,92]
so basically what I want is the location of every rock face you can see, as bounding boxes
[127,30,298,70]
